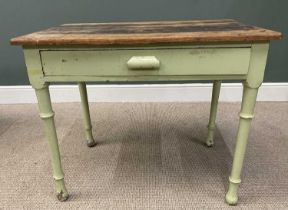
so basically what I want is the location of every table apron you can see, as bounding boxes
[40,47,251,79]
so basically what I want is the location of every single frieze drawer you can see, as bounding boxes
[40,47,251,77]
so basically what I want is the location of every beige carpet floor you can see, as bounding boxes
[0,102,287,209]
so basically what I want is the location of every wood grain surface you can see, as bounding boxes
[11,19,282,46]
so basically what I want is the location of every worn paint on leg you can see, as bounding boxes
[225,84,258,205]
[225,43,269,205]
[35,85,69,201]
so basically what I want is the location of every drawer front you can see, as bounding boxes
[40,47,251,77]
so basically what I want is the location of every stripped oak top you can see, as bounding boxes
[11,19,282,46]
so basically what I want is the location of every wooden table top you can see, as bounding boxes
[11,19,282,46]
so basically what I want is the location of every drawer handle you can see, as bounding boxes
[127,56,160,70]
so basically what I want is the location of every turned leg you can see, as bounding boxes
[225,83,259,205]
[206,80,221,147]
[78,82,96,147]
[35,85,69,201]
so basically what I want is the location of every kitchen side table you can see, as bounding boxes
[11,19,281,205]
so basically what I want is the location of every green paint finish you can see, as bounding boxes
[35,85,69,201]
[23,48,45,89]
[43,74,247,82]
[40,47,251,77]
[225,85,259,205]
[246,43,269,88]
[206,80,221,147]
[22,42,270,204]
[78,82,96,147]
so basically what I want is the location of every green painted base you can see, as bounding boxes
[25,43,270,204]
